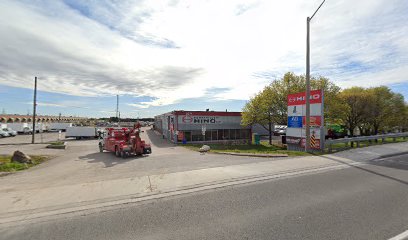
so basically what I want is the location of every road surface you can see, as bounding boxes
[1,154,407,240]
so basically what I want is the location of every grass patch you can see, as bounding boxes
[0,155,49,172]
[182,142,311,156]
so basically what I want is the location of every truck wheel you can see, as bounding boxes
[99,144,103,153]
[143,148,152,154]
[120,150,126,158]
[115,147,120,157]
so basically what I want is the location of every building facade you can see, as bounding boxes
[154,110,251,143]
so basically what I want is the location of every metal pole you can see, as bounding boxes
[116,95,119,120]
[32,77,37,144]
[305,17,311,152]
[305,0,325,152]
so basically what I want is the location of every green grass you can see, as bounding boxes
[0,155,49,172]
[182,142,311,156]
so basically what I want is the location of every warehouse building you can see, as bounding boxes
[154,110,251,143]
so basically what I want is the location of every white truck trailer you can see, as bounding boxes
[49,123,73,132]
[65,127,97,139]
[6,123,33,134]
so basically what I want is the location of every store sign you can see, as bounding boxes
[286,136,302,144]
[287,90,323,106]
[286,89,324,150]
[182,114,222,124]
[288,116,303,128]
[302,116,322,127]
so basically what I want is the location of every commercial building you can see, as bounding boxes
[154,110,251,143]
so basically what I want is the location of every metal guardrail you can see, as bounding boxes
[326,132,408,153]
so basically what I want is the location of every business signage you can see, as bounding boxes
[302,116,322,127]
[288,116,303,128]
[286,89,324,151]
[286,136,302,144]
[287,89,323,106]
[181,113,222,124]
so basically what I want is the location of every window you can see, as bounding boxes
[239,129,250,139]
[205,131,211,141]
[223,129,230,140]
[191,131,203,141]
[230,129,237,139]
[184,131,191,142]
[211,130,218,141]
[218,129,224,140]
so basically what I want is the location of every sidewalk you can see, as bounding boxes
[0,142,407,225]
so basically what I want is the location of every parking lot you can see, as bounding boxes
[0,131,65,145]
[0,127,277,190]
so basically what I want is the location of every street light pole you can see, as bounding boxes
[32,76,37,144]
[305,17,311,151]
[305,0,325,152]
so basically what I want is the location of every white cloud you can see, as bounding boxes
[0,0,407,111]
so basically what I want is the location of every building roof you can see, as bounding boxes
[173,110,241,117]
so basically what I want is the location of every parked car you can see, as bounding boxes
[6,123,33,134]
[274,126,287,135]
[2,127,17,137]
[0,129,10,138]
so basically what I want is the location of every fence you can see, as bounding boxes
[325,132,408,153]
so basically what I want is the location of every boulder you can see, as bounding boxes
[199,145,211,152]
[11,151,32,164]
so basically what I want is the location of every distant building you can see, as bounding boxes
[154,110,251,143]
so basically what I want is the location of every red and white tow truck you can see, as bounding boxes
[99,123,152,158]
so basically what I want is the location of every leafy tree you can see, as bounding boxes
[337,87,370,137]
[242,72,341,144]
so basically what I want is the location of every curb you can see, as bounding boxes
[213,152,288,158]
[45,142,67,149]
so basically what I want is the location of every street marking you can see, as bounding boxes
[389,229,408,240]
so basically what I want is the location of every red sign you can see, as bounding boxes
[302,116,322,127]
[182,114,193,123]
[287,90,323,106]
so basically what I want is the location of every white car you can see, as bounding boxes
[0,129,10,138]
[2,128,17,137]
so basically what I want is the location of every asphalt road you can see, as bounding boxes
[2,154,407,240]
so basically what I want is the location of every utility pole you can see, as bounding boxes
[116,95,119,121]
[118,111,121,127]
[305,0,325,152]
[32,77,37,144]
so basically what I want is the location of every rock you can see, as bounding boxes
[199,145,210,152]
[11,151,32,164]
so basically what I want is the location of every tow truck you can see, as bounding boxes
[99,123,152,158]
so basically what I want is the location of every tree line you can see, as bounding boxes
[242,72,408,143]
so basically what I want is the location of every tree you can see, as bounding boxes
[241,88,276,144]
[242,72,341,144]
[337,87,370,137]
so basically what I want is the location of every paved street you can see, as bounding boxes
[1,154,407,240]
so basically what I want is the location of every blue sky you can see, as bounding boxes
[0,0,407,118]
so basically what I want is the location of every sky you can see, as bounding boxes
[0,0,407,118]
